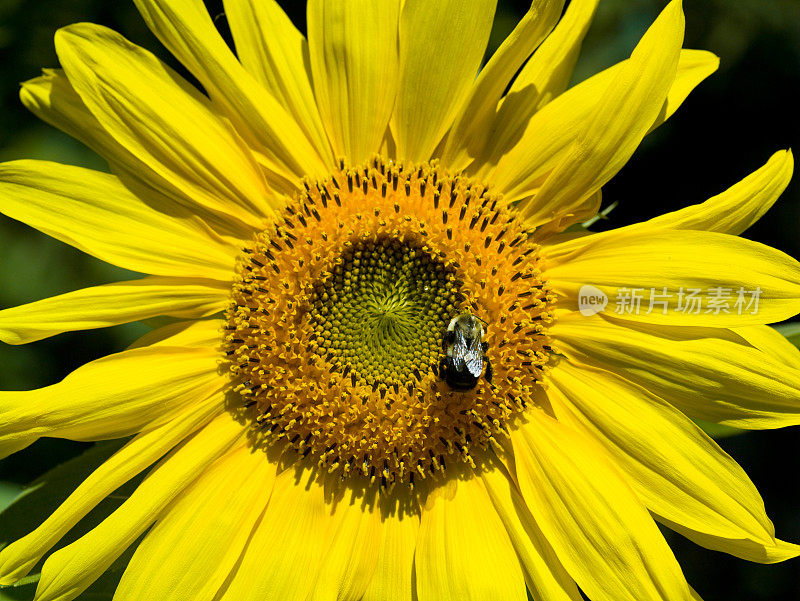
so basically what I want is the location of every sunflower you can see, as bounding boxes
[1,0,799,600]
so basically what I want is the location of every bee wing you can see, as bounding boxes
[452,328,483,378]
[463,342,484,378]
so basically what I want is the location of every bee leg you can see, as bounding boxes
[437,357,448,378]
[481,341,489,353]
[484,357,493,384]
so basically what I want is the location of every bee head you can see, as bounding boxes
[448,312,485,342]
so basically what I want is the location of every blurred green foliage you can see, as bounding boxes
[0,1,799,600]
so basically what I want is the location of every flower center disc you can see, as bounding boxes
[224,157,555,487]
[309,237,463,389]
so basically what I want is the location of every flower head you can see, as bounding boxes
[224,157,554,486]
[0,1,799,601]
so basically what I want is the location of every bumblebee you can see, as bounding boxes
[440,313,491,390]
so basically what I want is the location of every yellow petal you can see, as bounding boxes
[222,0,333,169]
[114,444,276,601]
[547,360,800,563]
[544,150,794,261]
[0,345,221,459]
[21,68,147,198]
[551,312,800,429]
[480,46,716,206]
[0,161,239,280]
[514,0,685,226]
[440,0,566,171]
[415,474,526,601]
[33,413,243,601]
[0,276,228,345]
[644,149,794,234]
[393,0,496,163]
[128,318,224,350]
[511,409,695,601]
[217,467,334,601]
[647,44,719,134]
[311,486,383,601]
[21,69,121,168]
[0,391,223,586]
[19,71,259,241]
[361,497,420,601]
[545,228,800,326]
[482,0,599,162]
[132,0,331,181]
[481,464,582,601]
[308,0,400,165]
[734,324,800,368]
[663,523,800,565]
[535,187,602,238]
[55,24,275,225]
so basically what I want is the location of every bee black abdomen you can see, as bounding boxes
[444,368,480,390]
[440,353,492,390]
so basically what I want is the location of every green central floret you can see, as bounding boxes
[309,236,463,389]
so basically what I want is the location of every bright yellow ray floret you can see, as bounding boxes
[0,1,798,601]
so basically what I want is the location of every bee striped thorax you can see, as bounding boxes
[223,157,556,487]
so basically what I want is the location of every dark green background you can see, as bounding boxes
[1,1,799,599]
